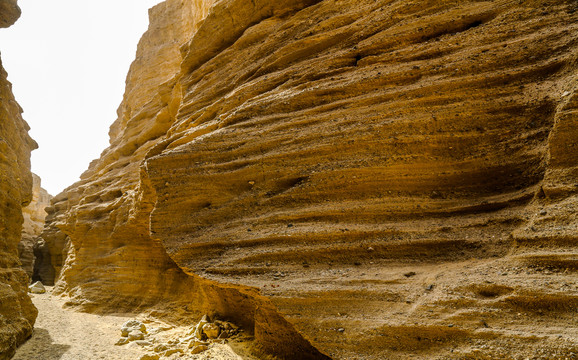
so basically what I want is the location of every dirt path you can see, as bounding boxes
[13,288,148,360]
[13,287,245,360]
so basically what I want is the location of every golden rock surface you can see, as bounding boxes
[44,0,578,359]
[0,0,19,28]
[0,1,38,355]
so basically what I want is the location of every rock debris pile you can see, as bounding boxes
[116,316,240,359]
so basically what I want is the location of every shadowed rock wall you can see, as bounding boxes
[44,0,578,359]
[18,173,51,280]
[0,1,38,357]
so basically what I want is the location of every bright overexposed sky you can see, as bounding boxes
[0,0,163,195]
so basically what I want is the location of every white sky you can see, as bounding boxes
[0,0,163,195]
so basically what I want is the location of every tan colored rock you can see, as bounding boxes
[202,323,220,340]
[28,281,45,294]
[0,1,38,356]
[121,320,147,337]
[42,0,578,359]
[163,348,183,356]
[18,173,52,278]
[114,337,129,346]
[139,354,159,360]
[128,330,145,342]
[190,345,208,355]
[0,0,19,28]
[42,0,217,306]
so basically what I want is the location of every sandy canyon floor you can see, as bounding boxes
[13,287,251,360]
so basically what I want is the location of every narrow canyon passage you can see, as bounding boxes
[2,0,577,359]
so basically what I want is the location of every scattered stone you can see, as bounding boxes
[135,340,153,347]
[139,355,159,360]
[28,281,46,294]
[215,320,238,334]
[121,320,147,337]
[191,344,209,354]
[128,330,145,341]
[337,328,345,333]
[404,271,416,277]
[153,344,169,353]
[189,315,210,340]
[426,284,435,291]
[164,348,184,357]
[203,323,221,339]
[188,339,210,349]
[115,337,129,346]
[182,315,240,352]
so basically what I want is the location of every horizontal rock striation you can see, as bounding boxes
[43,0,215,304]
[44,0,578,359]
[0,1,38,357]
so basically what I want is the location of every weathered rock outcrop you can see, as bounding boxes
[0,0,19,28]
[44,0,577,359]
[0,1,38,358]
[18,173,51,279]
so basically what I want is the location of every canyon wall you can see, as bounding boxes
[0,1,38,358]
[18,173,51,280]
[44,0,577,359]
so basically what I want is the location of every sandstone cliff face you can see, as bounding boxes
[0,1,38,357]
[45,0,578,359]
[18,173,51,280]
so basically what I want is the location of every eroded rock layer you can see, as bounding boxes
[45,0,577,359]
[18,173,51,280]
[0,1,38,357]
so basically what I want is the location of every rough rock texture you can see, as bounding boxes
[18,173,51,279]
[0,0,19,28]
[0,1,38,358]
[43,0,216,304]
[44,0,578,359]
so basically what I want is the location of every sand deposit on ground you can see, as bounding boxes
[13,287,243,360]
